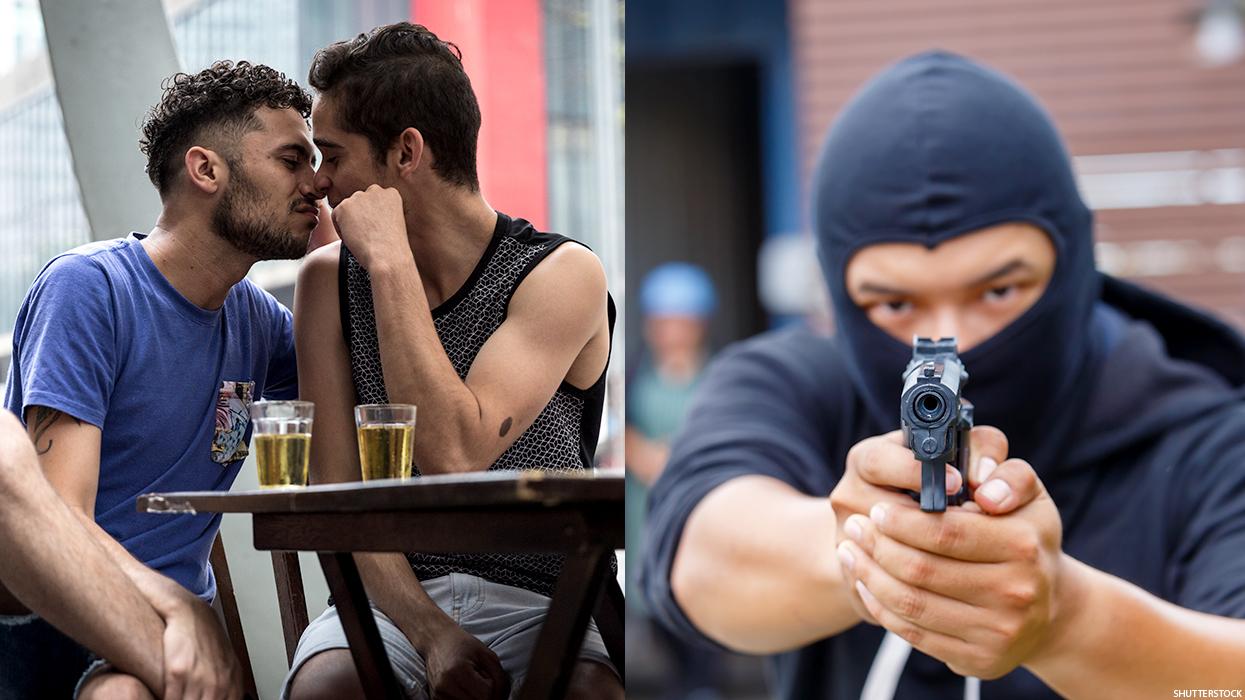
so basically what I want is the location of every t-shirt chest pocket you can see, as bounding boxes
[211,379,254,465]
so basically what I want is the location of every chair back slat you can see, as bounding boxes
[270,551,311,665]
[210,533,260,698]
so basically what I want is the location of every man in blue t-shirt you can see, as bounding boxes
[0,60,321,699]
[643,52,1245,698]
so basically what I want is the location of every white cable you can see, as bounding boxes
[964,676,981,700]
[860,631,913,700]
[859,631,982,700]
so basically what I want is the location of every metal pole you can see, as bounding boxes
[39,0,182,240]
[589,0,625,471]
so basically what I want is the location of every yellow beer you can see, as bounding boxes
[357,423,415,481]
[255,433,311,487]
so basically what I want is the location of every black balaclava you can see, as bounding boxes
[813,51,1102,472]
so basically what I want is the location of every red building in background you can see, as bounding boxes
[413,0,550,229]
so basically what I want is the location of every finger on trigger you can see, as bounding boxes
[968,425,1008,486]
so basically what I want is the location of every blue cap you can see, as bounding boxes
[640,262,716,318]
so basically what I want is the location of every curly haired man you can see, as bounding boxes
[0,60,320,699]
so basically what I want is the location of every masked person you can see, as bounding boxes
[640,51,1245,699]
[1,60,316,699]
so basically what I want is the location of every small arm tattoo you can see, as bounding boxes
[499,417,513,438]
[30,407,81,456]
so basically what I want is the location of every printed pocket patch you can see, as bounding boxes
[211,380,254,465]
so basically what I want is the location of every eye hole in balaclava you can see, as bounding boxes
[843,220,1058,353]
[812,50,1102,471]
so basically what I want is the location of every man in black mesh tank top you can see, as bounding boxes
[281,23,620,700]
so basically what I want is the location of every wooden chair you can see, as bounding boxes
[209,533,260,699]
[270,551,310,665]
[594,573,626,679]
[208,538,312,697]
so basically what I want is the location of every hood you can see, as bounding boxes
[812,49,1245,477]
[1064,275,1245,470]
[812,50,1102,473]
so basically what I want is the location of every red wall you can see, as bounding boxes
[412,0,549,229]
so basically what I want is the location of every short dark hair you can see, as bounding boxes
[309,22,481,190]
[140,60,312,196]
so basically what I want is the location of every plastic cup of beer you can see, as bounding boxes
[250,401,314,488]
[355,403,417,481]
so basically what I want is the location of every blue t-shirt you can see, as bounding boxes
[4,235,298,602]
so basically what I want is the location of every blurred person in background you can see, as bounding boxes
[641,51,1245,699]
[285,23,620,700]
[626,262,726,700]
[627,263,716,485]
[0,59,315,699]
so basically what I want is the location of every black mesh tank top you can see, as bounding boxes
[339,212,616,598]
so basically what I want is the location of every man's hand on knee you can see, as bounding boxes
[161,595,242,700]
[423,623,510,700]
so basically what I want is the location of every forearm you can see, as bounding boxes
[369,259,489,473]
[355,552,456,648]
[69,508,191,616]
[1028,556,1245,697]
[671,475,860,654]
[0,454,164,692]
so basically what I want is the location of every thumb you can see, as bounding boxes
[967,425,1008,487]
[973,457,1044,514]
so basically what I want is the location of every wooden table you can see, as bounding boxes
[137,469,624,699]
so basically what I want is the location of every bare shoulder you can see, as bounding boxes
[297,241,342,296]
[294,241,343,334]
[520,241,607,301]
[505,241,607,354]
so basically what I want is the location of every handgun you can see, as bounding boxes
[900,337,973,512]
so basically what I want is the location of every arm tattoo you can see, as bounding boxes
[499,417,513,438]
[29,407,82,456]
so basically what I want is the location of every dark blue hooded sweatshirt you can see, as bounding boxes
[640,51,1245,698]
